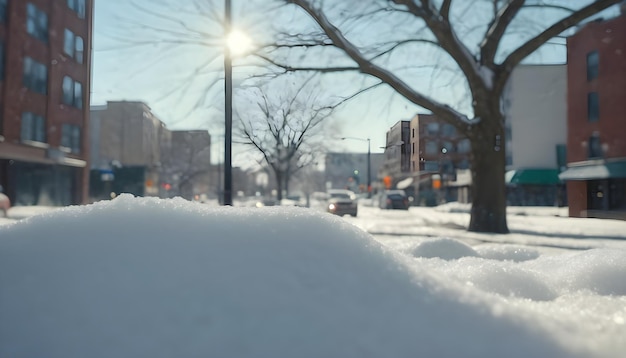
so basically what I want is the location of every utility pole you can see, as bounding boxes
[223,0,233,206]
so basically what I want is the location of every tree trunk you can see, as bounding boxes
[275,171,283,201]
[467,113,509,233]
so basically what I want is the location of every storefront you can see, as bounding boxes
[559,160,626,219]
[505,168,565,206]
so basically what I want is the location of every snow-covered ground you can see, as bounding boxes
[1,196,625,357]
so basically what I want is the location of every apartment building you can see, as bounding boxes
[560,9,626,219]
[0,0,93,206]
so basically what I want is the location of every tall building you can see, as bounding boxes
[560,10,626,219]
[502,65,567,206]
[89,101,167,200]
[0,0,93,206]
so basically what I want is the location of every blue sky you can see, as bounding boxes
[90,1,615,165]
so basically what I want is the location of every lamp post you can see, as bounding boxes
[342,137,371,198]
[223,0,233,206]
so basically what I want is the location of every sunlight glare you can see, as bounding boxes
[227,29,251,56]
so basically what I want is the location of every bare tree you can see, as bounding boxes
[255,0,620,233]
[236,75,336,201]
[160,130,212,200]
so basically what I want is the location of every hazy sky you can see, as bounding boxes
[90,0,612,166]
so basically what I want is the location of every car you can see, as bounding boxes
[379,190,410,210]
[0,186,10,217]
[326,189,358,217]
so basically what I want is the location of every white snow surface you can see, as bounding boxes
[1,195,626,358]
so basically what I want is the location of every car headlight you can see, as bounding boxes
[328,203,336,210]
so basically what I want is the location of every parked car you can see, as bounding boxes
[326,189,358,217]
[0,186,10,217]
[379,190,410,210]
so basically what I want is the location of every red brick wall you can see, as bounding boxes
[567,15,626,163]
[0,0,94,204]
[567,181,587,217]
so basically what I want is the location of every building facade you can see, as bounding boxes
[413,114,472,204]
[560,11,626,219]
[0,0,93,206]
[89,101,167,200]
[502,65,567,206]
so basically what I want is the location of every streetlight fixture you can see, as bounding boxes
[223,0,233,206]
[341,137,371,198]
[222,0,251,206]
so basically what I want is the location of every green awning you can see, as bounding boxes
[559,161,626,181]
[505,168,561,185]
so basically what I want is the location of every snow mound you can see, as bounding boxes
[475,244,540,262]
[412,237,479,260]
[527,249,626,296]
[0,195,604,357]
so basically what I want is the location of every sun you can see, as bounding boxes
[227,29,251,56]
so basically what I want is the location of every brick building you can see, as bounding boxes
[0,0,93,206]
[560,10,626,219]
[413,113,472,204]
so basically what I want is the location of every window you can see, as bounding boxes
[425,141,438,155]
[442,124,455,137]
[588,134,603,159]
[412,142,415,154]
[412,128,415,138]
[427,123,439,136]
[21,112,46,143]
[457,138,471,153]
[64,29,75,57]
[588,92,599,122]
[23,57,48,94]
[64,29,84,64]
[75,36,84,64]
[0,0,7,22]
[68,0,86,19]
[587,51,599,81]
[61,124,81,153]
[62,76,83,108]
[424,161,439,172]
[26,3,48,43]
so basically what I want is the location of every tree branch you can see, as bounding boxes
[497,0,620,92]
[285,0,473,125]
[480,0,525,66]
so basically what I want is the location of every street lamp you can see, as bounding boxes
[223,0,233,206]
[341,137,371,198]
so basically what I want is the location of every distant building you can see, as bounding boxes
[0,0,93,206]
[325,152,384,193]
[89,101,167,199]
[502,65,567,206]
[560,10,626,219]
[412,114,472,204]
[380,120,411,189]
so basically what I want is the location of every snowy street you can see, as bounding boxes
[1,197,625,357]
[344,204,626,255]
